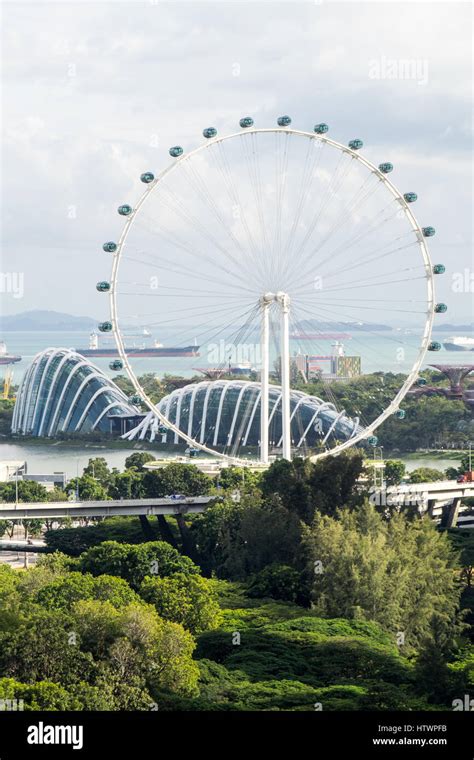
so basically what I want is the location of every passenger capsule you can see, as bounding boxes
[395,409,406,420]
[433,264,445,275]
[169,146,183,158]
[109,360,123,371]
[417,377,427,386]
[102,241,117,253]
[434,303,447,313]
[403,192,417,203]
[140,172,154,183]
[378,162,393,174]
[203,127,217,139]
[129,395,142,405]
[314,123,329,134]
[239,117,254,128]
[98,321,113,333]
[96,281,110,293]
[118,204,133,216]
[348,139,363,150]
[428,341,442,351]
[158,425,169,434]
[277,115,292,127]
[422,226,436,237]
[367,435,378,446]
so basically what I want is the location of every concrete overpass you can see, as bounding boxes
[370,479,474,527]
[0,496,213,521]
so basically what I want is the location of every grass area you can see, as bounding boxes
[388,451,464,462]
[154,580,442,711]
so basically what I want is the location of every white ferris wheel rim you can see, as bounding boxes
[107,126,435,464]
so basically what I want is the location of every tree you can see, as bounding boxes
[35,572,140,611]
[260,458,314,522]
[46,487,69,502]
[447,529,474,588]
[414,614,466,704]
[21,519,43,539]
[108,470,144,500]
[215,466,261,492]
[119,603,199,697]
[67,475,110,501]
[408,467,445,484]
[71,599,199,697]
[0,609,97,686]
[0,480,49,503]
[83,457,112,486]
[0,677,82,710]
[140,573,222,634]
[78,540,199,589]
[189,492,302,579]
[384,460,406,486]
[219,494,303,580]
[142,463,212,498]
[302,502,461,650]
[247,564,302,602]
[124,452,155,472]
[261,452,364,522]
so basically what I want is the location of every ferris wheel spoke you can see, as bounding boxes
[319,238,420,282]
[287,202,404,292]
[295,274,428,298]
[311,205,402,274]
[124,222,256,293]
[281,138,326,267]
[289,151,355,274]
[180,158,253,267]
[211,141,265,278]
[124,252,257,297]
[301,174,384,266]
[142,186,254,286]
[291,264,427,297]
[271,131,292,284]
[239,133,271,282]
[294,299,425,349]
[298,297,426,315]
[118,298,258,330]
[282,169,379,286]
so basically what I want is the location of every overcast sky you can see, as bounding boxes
[1,0,472,322]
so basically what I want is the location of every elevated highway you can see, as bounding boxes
[0,496,213,521]
[371,479,474,527]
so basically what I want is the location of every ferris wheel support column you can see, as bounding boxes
[259,294,272,464]
[278,292,292,461]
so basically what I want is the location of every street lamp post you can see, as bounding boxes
[373,446,384,488]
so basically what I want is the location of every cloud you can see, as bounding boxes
[1,0,472,322]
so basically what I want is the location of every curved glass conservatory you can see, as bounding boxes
[12,348,136,437]
[124,380,362,451]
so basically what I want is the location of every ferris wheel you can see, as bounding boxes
[96,116,447,463]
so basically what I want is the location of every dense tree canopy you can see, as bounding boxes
[302,502,461,651]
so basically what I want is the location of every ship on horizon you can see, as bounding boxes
[74,332,200,358]
[0,341,21,366]
[442,336,474,352]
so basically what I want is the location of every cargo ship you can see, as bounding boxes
[75,332,200,358]
[0,341,21,365]
[442,336,474,352]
